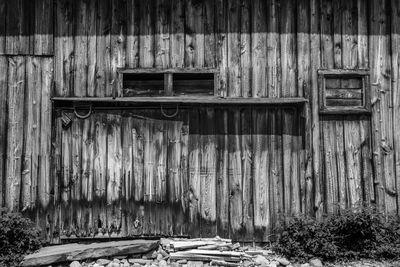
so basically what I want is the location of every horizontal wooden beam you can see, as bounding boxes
[118,68,219,74]
[52,96,308,109]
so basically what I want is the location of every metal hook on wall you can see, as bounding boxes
[160,104,179,118]
[73,103,93,119]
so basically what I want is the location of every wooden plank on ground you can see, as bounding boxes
[22,239,160,267]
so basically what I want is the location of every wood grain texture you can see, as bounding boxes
[0,56,7,207]
[34,0,54,55]
[5,57,26,211]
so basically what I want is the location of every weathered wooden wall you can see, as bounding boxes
[0,0,399,242]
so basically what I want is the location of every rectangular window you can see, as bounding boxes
[318,70,370,114]
[119,69,218,98]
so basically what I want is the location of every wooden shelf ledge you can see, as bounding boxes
[52,96,308,109]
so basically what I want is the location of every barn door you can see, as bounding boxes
[320,115,374,213]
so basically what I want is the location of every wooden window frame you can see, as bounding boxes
[118,68,219,97]
[318,69,371,115]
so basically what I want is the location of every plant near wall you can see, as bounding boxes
[273,206,400,262]
[0,208,43,266]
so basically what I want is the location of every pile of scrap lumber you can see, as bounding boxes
[160,237,279,267]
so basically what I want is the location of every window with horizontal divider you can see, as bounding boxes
[318,69,371,115]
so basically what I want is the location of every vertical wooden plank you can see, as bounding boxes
[111,0,127,97]
[280,0,297,97]
[310,0,322,218]
[106,114,122,234]
[297,0,311,214]
[126,0,140,68]
[34,0,54,55]
[179,117,189,235]
[93,113,108,233]
[199,108,217,237]
[38,57,53,210]
[167,121,182,204]
[71,118,83,236]
[320,0,334,69]
[0,56,7,207]
[342,0,357,69]
[369,0,396,213]
[5,56,25,211]
[121,116,133,236]
[81,117,94,236]
[228,109,243,238]
[391,0,400,213]
[188,109,200,236]
[96,0,111,96]
[204,0,216,68]
[334,120,346,210]
[167,119,184,235]
[269,109,283,232]
[321,119,339,213]
[282,109,301,215]
[54,0,74,97]
[74,0,89,97]
[241,108,253,240]
[332,0,342,68]
[357,0,368,69]
[22,57,41,211]
[139,0,155,68]
[252,108,269,241]
[344,118,362,207]
[185,0,205,68]
[51,113,63,243]
[61,117,72,237]
[6,0,32,54]
[155,0,170,68]
[252,0,267,97]
[87,0,97,97]
[359,117,373,205]
[0,0,5,54]
[240,0,251,97]
[227,0,241,97]
[216,109,229,238]
[216,0,227,96]
[170,0,185,68]
[132,118,144,202]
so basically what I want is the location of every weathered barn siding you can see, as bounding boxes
[0,0,399,242]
